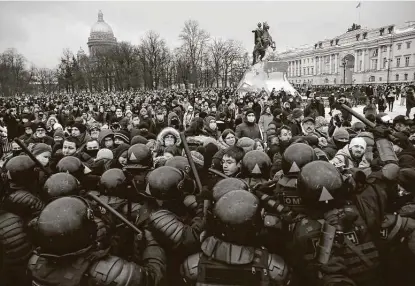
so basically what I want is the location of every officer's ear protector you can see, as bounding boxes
[71,196,97,241]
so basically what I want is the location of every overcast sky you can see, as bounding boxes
[0,1,414,69]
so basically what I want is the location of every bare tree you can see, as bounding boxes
[37,68,57,94]
[0,48,34,96]
[179,20,210,88]
[208,38,228,87]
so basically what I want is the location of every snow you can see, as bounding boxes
[325,99,415,124]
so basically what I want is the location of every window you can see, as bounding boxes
[372,59,378,70]
[405,74,408,80]
[325,78,329,84]
[304,68,306,75]
[405,56,410,67]
[379,77,382,82]
[396,74,399,81]
[397,58,401,67]
[373,49,378,57]
[359,60,362,71]
[369,76,375,82]
[311,67,314,74]
[358,50,362,56]
[307,67,310,74]
[397,43,402,50]
[383,58,387,68]
[382,46,387,52]
[407,42,411,49]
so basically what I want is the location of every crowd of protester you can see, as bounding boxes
[1,82,415,286]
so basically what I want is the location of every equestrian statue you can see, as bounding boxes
[252,22,276,65]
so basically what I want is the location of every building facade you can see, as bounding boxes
[87,10,117,58]
[277,23,415,86]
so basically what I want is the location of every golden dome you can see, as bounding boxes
[90,10,114,38]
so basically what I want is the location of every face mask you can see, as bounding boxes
[156,115,164,121]
[209,123,217,130]
[86,149,99,158]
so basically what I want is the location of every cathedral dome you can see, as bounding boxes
[89,10,114,39]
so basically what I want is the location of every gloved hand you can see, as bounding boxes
[369,125,391,140]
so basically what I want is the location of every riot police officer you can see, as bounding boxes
[239,150,272,188]
[2,155,44,220]
[275,143,317,214]
[137,166,204,285]
[28,196,166,286]
[180,190,291,285]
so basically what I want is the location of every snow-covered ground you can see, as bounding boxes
[325,99,415,124]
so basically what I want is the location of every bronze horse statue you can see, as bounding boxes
[252,22,276,65]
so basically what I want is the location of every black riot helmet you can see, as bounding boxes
[212,178,249,202]
[282,143,317,177]
[145,166,193,201]
[99,168,127,196]
[213,190,261,244]
[165,156,191,175]
[240,150,272,179]
[56,156,85,179]
[42,173,79,201]
[35,197,96,257]
[5,155,36,183]
[124,144,153,170]
[297,161,344,210]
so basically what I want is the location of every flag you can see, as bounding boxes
[356,2,361,8]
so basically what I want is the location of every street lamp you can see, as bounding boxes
[386,58,393,84]
[342,58,347,85]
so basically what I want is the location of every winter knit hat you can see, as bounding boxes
[131,135,149,145]
[244,109,255,116]
[53,129,65,138]
[291,108,303,120]
[190,150,204,168]
[349,137,367,150]
[204,116,216,127]
[333,127,350,143]
[236,137,255,153]
[34,122,47,131]
[114,130,130,144]
[357,132,374,147]
[31,143,52,156]
[96,148,114,161]
[73,122,86,134]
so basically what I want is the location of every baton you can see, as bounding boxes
[339,103,375,128]
[180,132,209,224]
[208,168,228,179]
[13,138,51,176]
[86,192,142,236]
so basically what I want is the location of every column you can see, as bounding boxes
[377,46,381,70]
[354,50,358,72]
[335,54,338,73]
[329,54,332,74]
[387,45,391,70]
[319,57,323,74]
[289,62,291,77]
[315,57,318,75]
[362,49,365,72]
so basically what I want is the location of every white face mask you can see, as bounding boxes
[247,115,255,123]
[209,123,217,130]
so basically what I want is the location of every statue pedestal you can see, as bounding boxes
[236,60,297,96]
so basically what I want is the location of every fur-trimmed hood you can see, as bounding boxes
[157,127,181,147]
